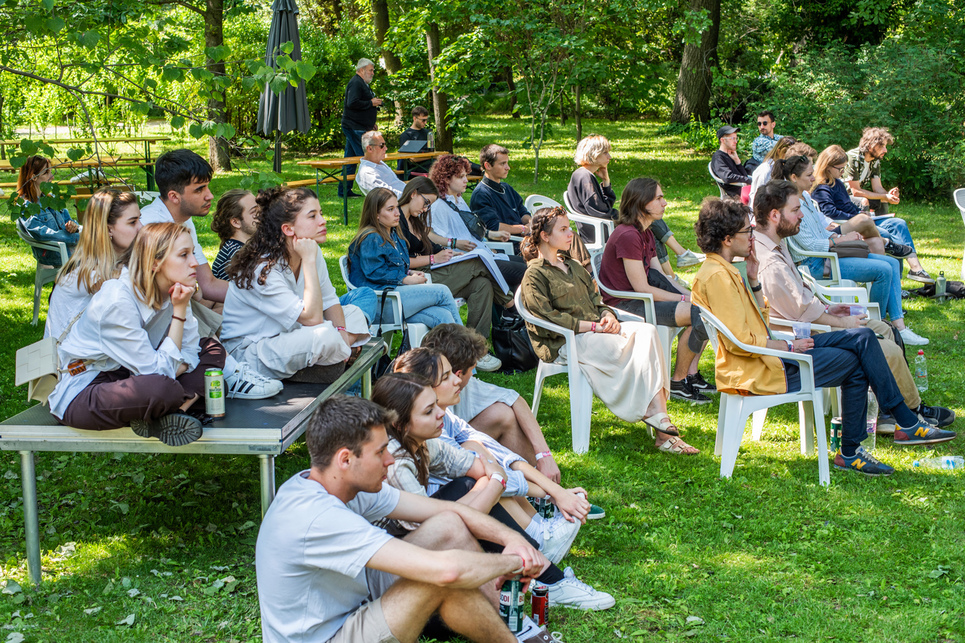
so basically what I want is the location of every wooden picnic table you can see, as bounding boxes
[0,338,386,586]
[1,136,169,190]
[297,151,448,224]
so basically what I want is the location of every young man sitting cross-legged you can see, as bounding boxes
[255,395,558,643]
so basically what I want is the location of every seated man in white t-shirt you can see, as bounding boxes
[420,325,604,520]
[256,395,556,643]
[140,148,281,400]
[355,130,407,197]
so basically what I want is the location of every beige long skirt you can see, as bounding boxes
[558,320,668,423]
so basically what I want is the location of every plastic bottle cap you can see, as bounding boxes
[918,350,924,355]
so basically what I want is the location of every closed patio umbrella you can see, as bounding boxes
[257,0,311,174]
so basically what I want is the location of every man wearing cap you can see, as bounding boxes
[710,126,751,199]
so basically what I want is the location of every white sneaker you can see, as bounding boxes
[225,364,284,399]
[899,327,929,346]
[540,512,580,565]
[676,249,705,268]
[476,353,502,372]
[543,567,615,611]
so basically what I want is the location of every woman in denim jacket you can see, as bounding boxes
[348,187,463,329]
[17,156,79,266]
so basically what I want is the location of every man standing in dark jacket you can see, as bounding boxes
[340,58,382,198]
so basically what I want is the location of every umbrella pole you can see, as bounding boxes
[274,132,282,175]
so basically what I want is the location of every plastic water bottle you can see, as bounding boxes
[862,389,877,452]
[427,130,435,151]
[913,456,963,470]
[914,350,928,394]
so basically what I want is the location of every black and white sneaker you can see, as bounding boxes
[884,239,914,259]
[917,403,955,428]
[226,364,283,399]
[670,378,711,404]
[686,372,717,394]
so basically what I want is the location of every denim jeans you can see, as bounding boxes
[803,254,903,321]
[340,125,366,195]
[375,284,463,328]
[784,327,906,450]
[340,288,377,325]
[875,217,915,252]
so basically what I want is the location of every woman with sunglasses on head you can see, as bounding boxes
[520,207,697,455]
[47,222,228,447]
[398,177,510,370]
[348,187,463,330]
[45,189,143,339]
[17,155,80,267]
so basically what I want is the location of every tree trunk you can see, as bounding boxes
[670,0,721,124]
[506,67,519,119]
[574,84,582,141]
[425,23,452,151]
[205,0,231,171]
[371,0,405,127]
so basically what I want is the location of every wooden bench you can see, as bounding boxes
[0,339,385,586]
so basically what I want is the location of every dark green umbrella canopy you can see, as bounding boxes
[257,0,311,173]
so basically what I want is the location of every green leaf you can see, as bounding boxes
[280,41,294,55]
[19,139,37,156]
[269,76,289,95]
[1,580,22,595]
[188,122,203,139]
[294,61,316,82]
[9,156,26,169]
[115,613,135,627]
[46,16,65,33]
[78,30,99,49]
[41,0,54,10]
[65,148,84,161]
[170,115,185,129]
[161,66,181,82]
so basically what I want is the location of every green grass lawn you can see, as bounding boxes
[0,117,963,642]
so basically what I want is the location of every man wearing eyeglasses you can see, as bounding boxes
[751,111,784,163]
[356,130,406,197]
[398,106,434,175]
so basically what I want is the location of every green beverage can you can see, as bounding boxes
[204,369,226,418]
[830,417,842,454]
[499,578,524,633]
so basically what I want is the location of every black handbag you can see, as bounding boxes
[441,198,488,242]
[373,289,412,380]
[491,310,538,374]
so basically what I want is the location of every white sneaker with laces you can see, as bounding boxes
[540,512,580,564]
[476,353,502,372]
[676,249,705,268]
[899,327,929,346]
[542,567,615,611]
[225,364,284,399]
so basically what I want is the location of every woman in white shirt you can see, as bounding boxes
[49,222,227,447]
[45,189,143,339]
[221,187,372,380]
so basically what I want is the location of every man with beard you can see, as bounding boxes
[210,189,259,281]
[844,127,901,215]
[754,181,954,431]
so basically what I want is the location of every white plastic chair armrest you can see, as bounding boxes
[485,241,515,255]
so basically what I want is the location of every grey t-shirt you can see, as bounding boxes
[255,471,400,643]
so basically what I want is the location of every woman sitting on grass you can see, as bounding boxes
[45,189,142,339]
[598,178,715,404]
[372,371,615,611]
[221,187,373,381]
[17,155,79,267]
[348,187,463,330]
[47,222,227,446]
[520,206,697,455]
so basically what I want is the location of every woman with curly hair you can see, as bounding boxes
[520,206,697,455]
[221,187,375,380]
[428,153,528,289]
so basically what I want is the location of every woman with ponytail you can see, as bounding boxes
[221,187,375,380]
[520,207,698,455]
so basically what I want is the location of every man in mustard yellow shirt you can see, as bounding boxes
[691,191,955,477]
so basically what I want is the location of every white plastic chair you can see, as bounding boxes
[562,192,614,250]
[697,306,830,486]
[589,252,681,384]
[514,288,596,454]
[16,218,69,326]
[708,161,745,200]
[954,188,965,280]
[339,256,429,349]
